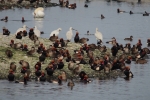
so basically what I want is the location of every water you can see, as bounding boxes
[0,0,150,100]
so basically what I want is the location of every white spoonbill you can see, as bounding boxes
[15,25,27,35]
[33,7,45,18]
[95,28,103,41]
[34,26,41,37]
[66,27,77,42]
[50,28,62,37]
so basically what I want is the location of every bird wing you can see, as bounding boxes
[95,32,103,40]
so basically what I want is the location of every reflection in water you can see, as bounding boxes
[34,18,44,31]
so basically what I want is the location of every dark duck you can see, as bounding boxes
[74,32,80,43]
[8,69,15,81]
[57,59,64,69]
[40,71,46,82]
[124,66,133,78]
[16,31,22,39]
[3,27,10,35]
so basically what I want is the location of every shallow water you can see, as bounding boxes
[0,0,150,100]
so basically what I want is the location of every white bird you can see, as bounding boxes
[15,25,27,35]
[95,28,103,41]
[50,28,62,37]
[34,26,41,37]
[66,27,74,42]
[33,7,45,18]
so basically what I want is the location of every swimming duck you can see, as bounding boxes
[129,11,133,14]
[117,8,126,13]
[124,36,133,41]
[101,14,105,19]
[1,16,8,22]
[147,39,150,47]
[124,66,133,78]
[84,4,88,7]
[5,49,13,58]
[40,71,46,82]
[143,11,149,16]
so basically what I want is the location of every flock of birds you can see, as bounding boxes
[1,0,150,87]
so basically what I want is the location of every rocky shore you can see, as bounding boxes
[0,33,126,81]
[0,0,59,10]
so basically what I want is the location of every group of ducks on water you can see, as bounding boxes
[118,8,150,16]
[3,24,150,86]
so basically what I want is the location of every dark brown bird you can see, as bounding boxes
[5,49,13,58]
[79,38,89,44]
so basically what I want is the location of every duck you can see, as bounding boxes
[68,60,75,70]
[40,71,46,82]
[49,34,58,42]
[57,59,64,69]
[19,60,30,69]
[147,39,150,47]
[79,38,89,44]
[10,40,23,49]
[2,27,10,35]
[101,14,105,19]
[85,31,94,35]
[5,49,13,58]
[15,25,27,35]
[117,8,126,13]
[143,11,149,16]
[74,32,80,43]
[106,37,116,44]
[84,4,88,7]
[1,16,8,22]
[68,3,76,9]
[129,11,133,14]
[10,62,17,72]
[124,66,134,78]
[22,44,28,51]
[27,47,35,55]
[16,31,22,39]
[67,78,75,90]
[8,69,15,81]
[124,36,133,41]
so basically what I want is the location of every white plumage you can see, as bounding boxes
[34,26,41,37]
[50,28,62,37]
[95,28,103,41]
[33,7,45,18]
[15,25,27,35]
[66,27,74,41]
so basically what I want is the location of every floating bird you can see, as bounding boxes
[95,28,103,42]
[66,27,77,42]
[101,14,105,19]
[15,25,27,35]
[129,11,133,14]
[117,8,126,13]
[84,4,88,7]
[124,36,133,41]
[34,26,41,37]
[50,28,62,37]
[33,7,45,18]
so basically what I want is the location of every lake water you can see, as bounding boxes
[0,0,150,100]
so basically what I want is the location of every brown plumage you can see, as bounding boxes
[49,34,58,42]
[5,49,13,58]
[79,38,89,44]
[19,60,30,69]
[27,47,35,55]
[124,36,133,41]
[10,62,16,72]
[10,40,23,49]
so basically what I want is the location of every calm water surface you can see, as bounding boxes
[0,0,150,100]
